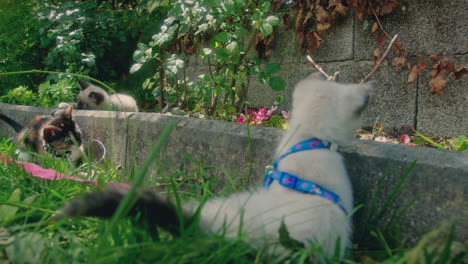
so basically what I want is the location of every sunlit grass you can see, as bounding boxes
[0,134,464,263]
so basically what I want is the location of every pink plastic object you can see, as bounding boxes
[0,154,130,189]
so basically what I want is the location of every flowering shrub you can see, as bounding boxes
[236,106,289,129]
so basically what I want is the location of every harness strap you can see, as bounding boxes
[263,138,348,215]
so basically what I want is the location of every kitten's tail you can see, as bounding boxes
[57,189,192,236]
[0,113,24,133]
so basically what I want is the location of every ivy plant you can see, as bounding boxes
[131,0,285,119]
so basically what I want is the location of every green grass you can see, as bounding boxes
[0,133,465,264]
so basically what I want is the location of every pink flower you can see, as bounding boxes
[267,106,278,117]
[400,134,416,146]
[236,115,245,124]
[281,110,289,123]
[252,106,277,124]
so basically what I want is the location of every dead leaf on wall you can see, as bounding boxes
[429,75,446,96]
[406,61,427,87]
[454,65,467,80]
[393,56,406,71]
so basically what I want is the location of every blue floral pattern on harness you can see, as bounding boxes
[263,138,348,214]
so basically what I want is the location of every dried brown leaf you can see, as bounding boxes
[375,34,387,50]
[429,75,446,96]
[430,54,440,62]
[291,3,301,15]
[379,0,398,15]
[431,62,441,77]
[371,22,379,33]
[392,40,403,56]
[393,56,407,72]
[334,3,349,16]
[440,60,455,76]
[282,13,291,28]
[327,0,341,8]
[454,65,467,80]
[295,9,304,31]
[406,61,427,87]
[315,5,330,23]
[373,47,381,66]
[306,32,323,53]
[296,31,305,49]
[317,22,332,33]
[303,11,314,25]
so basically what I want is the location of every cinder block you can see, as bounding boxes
[269,12,354,64]
[340,140,468,244]
[126,112,282,185]
[354,0,468,61]
[417,66,467,137]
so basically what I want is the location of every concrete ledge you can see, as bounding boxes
[0,103,466,244]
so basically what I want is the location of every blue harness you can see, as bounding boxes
[263,138,348,214]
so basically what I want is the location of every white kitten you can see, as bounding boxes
[61,73,374,259]
[196,74,373,257]
[59,80,138,112]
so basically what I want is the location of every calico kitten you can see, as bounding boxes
[73,80,138,112]
[60,74,374,259]
[0,105,84,163]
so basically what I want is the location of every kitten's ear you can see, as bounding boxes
[44,125,59,139]
[62,104,73,120]
[88,91,104,105]
[78,80,91,90]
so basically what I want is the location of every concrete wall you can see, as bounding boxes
[0,102,466,245]
[183,0,467,137]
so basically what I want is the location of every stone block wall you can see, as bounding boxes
[184,0,467,137]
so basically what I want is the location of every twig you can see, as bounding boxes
[361,34,399,83]
[306,55,339,81]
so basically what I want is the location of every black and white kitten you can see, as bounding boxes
[59,80,138,112]
[0,104,84,163]
[60,74,374,258]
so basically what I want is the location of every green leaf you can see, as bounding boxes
[274,95,284,104]
[265,62,281,75]
[215,48,230,62]
[234,27,248,38]
[231,54,240,64]
[253,56,261,66]
[0,189,21,222]
[260,22,273,36]
[259,71,268,84]
[269,76,286,91]
[214,32,230,42]
[266,15,280,26]
[226,41,238,53]
[223,0,235,12]
[278,220,305,250]
[202,0,220,7]
[260,1,271,12]
[129,63,143,74]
